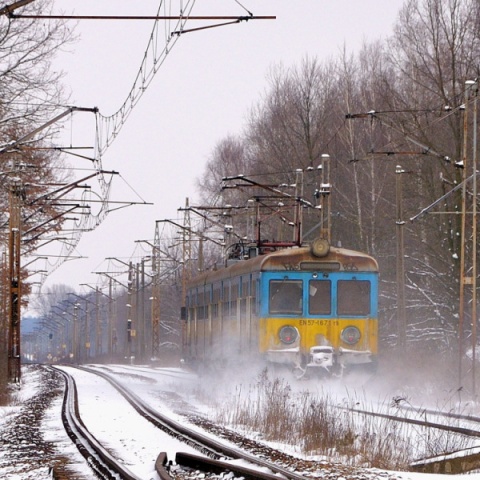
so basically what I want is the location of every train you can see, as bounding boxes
[182,238,378,377]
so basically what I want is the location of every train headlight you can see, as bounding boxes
[311,238,330,257]
[341,326,361,345]
[279,325,299,345]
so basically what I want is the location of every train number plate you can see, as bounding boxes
[299,319,339,326]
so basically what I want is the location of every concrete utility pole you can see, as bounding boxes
[136,260,148,361]
[151,226,162,360]
[126,261,135,359]
[93,274,126,358]
[1,106,99,382]
[319,154,331,242]
[293,169,304,244]
[458,80,479,395]
[81,283,114,358]
[101,258,137,359]
[60,302,80,363]
[182,198,192,353]
[8,179,23,382]
[396,165,407,351]
[70,292,103,361]
[137,233,180,360]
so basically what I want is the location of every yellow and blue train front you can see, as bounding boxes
[258,270,378,371]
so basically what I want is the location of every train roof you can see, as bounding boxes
[187,244,378,288]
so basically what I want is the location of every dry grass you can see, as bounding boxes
[209,368,473,470]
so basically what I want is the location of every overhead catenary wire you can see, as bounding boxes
[6,0,272,289]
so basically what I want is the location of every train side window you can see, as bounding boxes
[231,280,239,313]
[212,284,220,319]
[269,280,303,315]
[198,290,205,320]
[222,282,230,317]
[242,278,249,298]
[308,280,331,315]
[337,280,371,315]
[251,276,257,315]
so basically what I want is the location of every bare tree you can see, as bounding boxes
[196,135,249,206]
[191,0,480,356]
[0,1,74,258]
[0,0,72,129]
[0,1,74,385]
[381,0,480,349]
[247,58,339,175]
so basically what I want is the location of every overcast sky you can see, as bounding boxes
[27,0,405,306]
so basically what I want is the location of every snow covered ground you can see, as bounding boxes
[2,363,480,479]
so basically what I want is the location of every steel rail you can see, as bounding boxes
[345,406,480,437]
[344,404,480,475]
[175,451,292,480]
[53,366,142,480]
[78,365,310,480]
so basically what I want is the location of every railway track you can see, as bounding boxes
[54,365,310,480]
[346,403,480,474]
[54,366,142,480]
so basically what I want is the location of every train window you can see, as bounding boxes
[242,279,249,298]
[251,276,258,315]
[212,284,220,320]
[269,280,303,315]
[337,280,371,316]
[198,290,206,320]
[231,281,239,313]
[222,282,230,317]
[240,298,247,320]
[308,280,331,315]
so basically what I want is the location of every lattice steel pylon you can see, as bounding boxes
[8,180,23,382]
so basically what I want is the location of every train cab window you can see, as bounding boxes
[269,280,303,315]
[337,280,371,316]
[308,280,331,315]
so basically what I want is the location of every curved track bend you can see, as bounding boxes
[56,365,309,480]
[55,366,141,480]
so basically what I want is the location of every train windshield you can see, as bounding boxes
[337,280,371,315]
[269,280,303,315]
[308,280,332,315]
